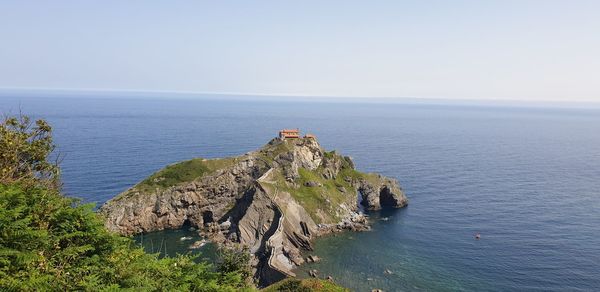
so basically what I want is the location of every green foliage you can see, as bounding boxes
[217,245,253,284]
[133,158,236,193]
[0,183,251,291]
[322,151,336,159]
[0,114,60,189]
[262,278,348,292]
[273,279,311,292]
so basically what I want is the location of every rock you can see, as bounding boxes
[304,181,321,187]
[188,240,207,249]
[308,269,319,278]
[289,251,305,266]
[219,220,231,230]
[306,255,321,263]
[226,232,238,242]
[350,212,367,223]
[372,289,383,292]
[384,269,393,275]
[206,222,220,233]
[357,178,407,210]
[99,135,408,287]
[326,275,333,282]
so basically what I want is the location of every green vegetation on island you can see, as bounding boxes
[135,157,237,193]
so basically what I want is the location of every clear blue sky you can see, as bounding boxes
[1,1,599,102]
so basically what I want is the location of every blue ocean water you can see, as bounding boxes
[1,95,599,291]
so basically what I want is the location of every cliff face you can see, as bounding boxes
[99,137,407,285]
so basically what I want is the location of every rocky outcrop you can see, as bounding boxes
[356,176,408,210]
[100,155,270,235]
[99,136,407,286]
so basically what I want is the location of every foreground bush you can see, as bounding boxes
[0,183,250,291]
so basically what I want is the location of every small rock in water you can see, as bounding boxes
[326,275,333,282]
[308,269,319,278]
[188,240,207,249]
[371,289,383,292]
[306,255,321,263]
[380,217,390,221]
[188,227,196,231]
[384,269,393,275]
[180,236,193,241]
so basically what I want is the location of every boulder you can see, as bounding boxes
[304,181,321,187]
[306,255,321,263]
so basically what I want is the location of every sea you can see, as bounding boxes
[1,94,599,291]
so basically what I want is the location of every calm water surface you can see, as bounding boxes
[1,95,599,291]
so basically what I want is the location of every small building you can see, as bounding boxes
[279,129,300,139]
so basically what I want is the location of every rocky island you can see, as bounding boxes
[100,130,407,286]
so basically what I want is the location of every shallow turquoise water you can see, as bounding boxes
[2,95,599,291]
[133,227,218,263]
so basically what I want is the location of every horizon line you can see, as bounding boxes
[1,86,599,106]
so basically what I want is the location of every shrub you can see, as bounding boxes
[0,183,251,291]
[0,114,59,189]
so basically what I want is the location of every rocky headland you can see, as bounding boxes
[99,135,407,285]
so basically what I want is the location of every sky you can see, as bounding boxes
[0,1,599,102]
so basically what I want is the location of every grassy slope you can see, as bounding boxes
[256,139,294,165]
[112,140,288,202]
[112,140,287,200]
[113,157,236,201]
[262,278,348,292]
[271,151,372,224]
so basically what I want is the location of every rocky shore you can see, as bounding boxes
[99,136,407,286]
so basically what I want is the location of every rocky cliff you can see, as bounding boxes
[99,137,407,285]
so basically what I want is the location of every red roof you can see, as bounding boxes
[279,129,300,138]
